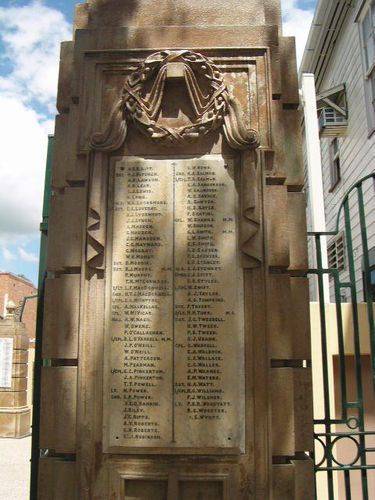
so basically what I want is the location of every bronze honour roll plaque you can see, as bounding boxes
[104,156,245,452]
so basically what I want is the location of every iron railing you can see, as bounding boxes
[309,173,375,499]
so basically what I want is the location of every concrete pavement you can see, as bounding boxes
[0,436,31,499]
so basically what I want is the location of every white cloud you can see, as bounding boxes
[2,247,16,261]
[0,95,48,237]
[0,0,71,112]
[0,1,71,243]
[18,247,39,263]
[281,0,314,66]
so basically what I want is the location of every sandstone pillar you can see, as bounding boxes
[37,1,313,498]
[0,302,31,438]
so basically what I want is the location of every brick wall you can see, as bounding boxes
[0,273,37,341]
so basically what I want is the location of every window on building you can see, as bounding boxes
[316,84,348,137]
[328,233,346,275]
[329,137,341,191]
[362,247,375,301]
[360,0,375,132]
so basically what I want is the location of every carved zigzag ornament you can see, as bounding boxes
[90,50,259,151]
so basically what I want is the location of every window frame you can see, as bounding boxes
[327,232,346,278]
[358,0,375,135]
[362,246,375,301]
[329,137,341,191]
[363,266,375,301]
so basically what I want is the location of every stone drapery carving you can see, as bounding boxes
[87,50,261,270]
[90,50,259,150]
[240,150,263,268]
[87,152,107,270]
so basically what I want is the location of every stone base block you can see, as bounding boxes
[0,391,27,407]
[0,406,31,438]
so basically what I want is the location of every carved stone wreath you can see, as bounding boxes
[90,50,259,151]
[87,50,262,271]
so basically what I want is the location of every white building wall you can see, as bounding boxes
[304,5,375,302]
[302,131,319,301]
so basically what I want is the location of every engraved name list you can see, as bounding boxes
[105,156,245,451]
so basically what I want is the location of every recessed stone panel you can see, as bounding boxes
[38,459,78,500]
[40,367,77,452]
[104,156,245,451]
[0,338,13,388]
[124,479,168,500]
[179,480,224,499]
[43,274,80,359]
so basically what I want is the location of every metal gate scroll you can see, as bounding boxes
[309,173,375,499]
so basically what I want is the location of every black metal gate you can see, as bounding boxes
[309,173,375,498]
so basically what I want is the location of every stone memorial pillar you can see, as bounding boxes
[38,0,313,498]
[0,302,31,438]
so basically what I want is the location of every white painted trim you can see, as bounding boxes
[299,0,353,82]
[301,73,330,301]
[356,2,375,134]
[354,0,372,23]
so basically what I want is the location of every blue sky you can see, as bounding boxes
[0,0,316,286]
